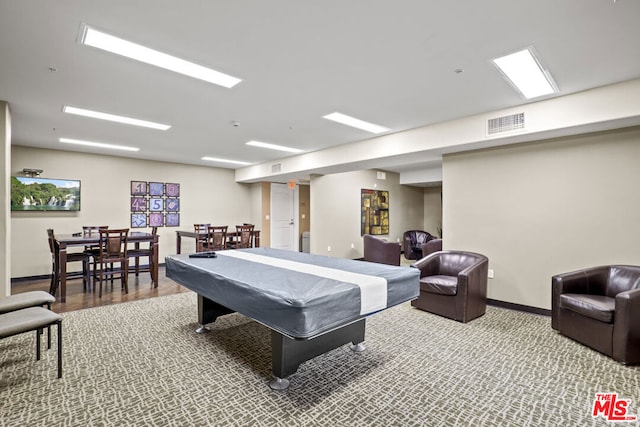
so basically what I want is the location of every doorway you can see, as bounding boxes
[270,183,299,251]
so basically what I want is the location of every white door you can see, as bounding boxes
[270,183,298,251]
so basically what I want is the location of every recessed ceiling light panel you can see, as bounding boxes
[323,112,390,134]
[59,137,139,152]
[63,106,171,130]
[201,157,251,165]
[246,140,303,153]
[492,47,557,99]
[79,25,242,89]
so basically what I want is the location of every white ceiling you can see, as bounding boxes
[2,0,640,183]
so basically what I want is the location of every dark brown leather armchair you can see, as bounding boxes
[363,234,401,266]
[552,265,640,364]
[411,250,489,322]
[403,230,436,260]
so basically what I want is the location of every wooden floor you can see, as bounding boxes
[11,266,191,314]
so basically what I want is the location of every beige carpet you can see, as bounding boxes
[1,292,638,426]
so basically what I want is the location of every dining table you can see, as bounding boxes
[175,229,260,254]
[55,231,159,302]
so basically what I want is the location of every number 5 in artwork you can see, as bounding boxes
[149,198,163,212]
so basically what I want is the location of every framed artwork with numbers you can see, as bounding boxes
[130,180,180,228]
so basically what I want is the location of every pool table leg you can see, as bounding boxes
[269,318,366,390]
[196,295,235,333]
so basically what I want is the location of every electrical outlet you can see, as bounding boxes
[351,243,354,249]
[327,245,331,252]
[488,269,494,279]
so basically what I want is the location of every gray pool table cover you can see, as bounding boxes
[165,247,419,339]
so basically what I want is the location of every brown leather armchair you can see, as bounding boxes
[411,250,489,322]
[403,230,436,260]
[421,238,443,257]
[552,265,640,364]
[363,234,401,266]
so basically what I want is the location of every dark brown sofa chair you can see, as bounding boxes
[411,250,489,322]
[363,234,401,266]
[421,238,443,257]
[552,265,640,364]
[403,230,436,260]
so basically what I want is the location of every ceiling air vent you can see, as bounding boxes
[487,112,525,135]
[271,163,282,173]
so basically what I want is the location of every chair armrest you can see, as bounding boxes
[613,288,640,363]
[457,258,489,292]
[410,252,439,277]
[551,266,610,330]
[403,235,412,254]
[421,239,442,257]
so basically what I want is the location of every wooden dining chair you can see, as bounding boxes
[204,226,228,251]
[227,224,255,249]
[82,225,108,289]
[194,223,210,252]
[47,229,90,296]
[95,228,129,298]
[127,227,157,282]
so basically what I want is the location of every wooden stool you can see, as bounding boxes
[0,307,63,378]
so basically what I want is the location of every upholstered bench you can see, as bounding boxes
[0,291,56,347]
[0,291,55,313]
[0,307,63,378]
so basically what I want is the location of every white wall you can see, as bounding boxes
[310,169,424,259]
[444,126,640,310]
[11,146,257,278]
[1,102,11,297]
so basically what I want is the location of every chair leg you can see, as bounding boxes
[98,263,103,298]
[46,302,52,349]
[57,320,62,379]
[83,259,90,293]
[36,328,41,361]
[49,265,59,297]
[123,260,129,293]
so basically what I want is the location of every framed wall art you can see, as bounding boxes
[361,189,389,235]
[130,180,181,228]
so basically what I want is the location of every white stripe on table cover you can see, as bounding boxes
[217,250,387,315]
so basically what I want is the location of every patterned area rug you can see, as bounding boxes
[1,292,639,426]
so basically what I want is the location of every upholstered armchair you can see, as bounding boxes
[403,230,436,260]
[363,234,401,266]
[552,265,640,364]
[421,238,443,257]
[411,250,489,322]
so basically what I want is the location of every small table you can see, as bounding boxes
[55,231,159,303]
[175,229,260,254]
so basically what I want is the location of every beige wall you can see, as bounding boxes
[298,184,310,236]
[423,185,442,237]
[1,102,10,296]
[310,169,424,259]
[444,126,640,309]
[11,146,257,278]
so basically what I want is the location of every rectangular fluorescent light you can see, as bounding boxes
[323,112,390,134]
[246,140,304,153]
[63,106,171,130]
[80,25,242,89]
[201,157,251,166]
[60,137,139,152]
[492,48,557,99]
